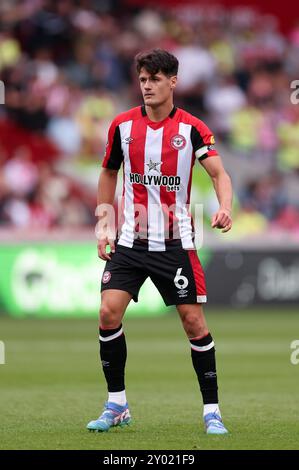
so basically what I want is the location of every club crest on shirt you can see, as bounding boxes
[171,134,186,150]
[102,271,111,283]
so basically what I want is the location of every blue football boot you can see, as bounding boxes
[204,412,229,435]
[87,402,131,432]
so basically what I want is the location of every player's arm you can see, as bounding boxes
[96,168,118,260]
[200,155,233,233]
[191,119,233,233]
[97,119,123,260]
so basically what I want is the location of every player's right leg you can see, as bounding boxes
[87,289,132,432]
[87,244,147,432]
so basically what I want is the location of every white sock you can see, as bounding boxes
[108,390,127,406]
[203,404,221,417]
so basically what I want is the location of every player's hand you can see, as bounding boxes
[97,237,115,260]
[211,208,232,233]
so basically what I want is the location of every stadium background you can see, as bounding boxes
[0,0,298,450]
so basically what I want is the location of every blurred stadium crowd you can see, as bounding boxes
[0,0,299,239]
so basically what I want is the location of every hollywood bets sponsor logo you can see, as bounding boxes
[102,271,111,284]
[129,172,181,192]
[171,134,186,150]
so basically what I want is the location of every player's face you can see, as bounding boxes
[139,68,177,108]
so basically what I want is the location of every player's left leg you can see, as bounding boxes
[176,303,228,435]
[147,247,228,433]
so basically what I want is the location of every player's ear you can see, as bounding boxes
[170,76,177,90]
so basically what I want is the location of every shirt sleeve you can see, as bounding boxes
[102,119,124,170]
[191,120,218,161]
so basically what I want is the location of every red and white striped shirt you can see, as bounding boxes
[102,105,218,251]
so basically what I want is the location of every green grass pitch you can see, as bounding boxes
[0,309,298,450]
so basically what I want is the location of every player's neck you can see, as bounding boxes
[145,101,174,122]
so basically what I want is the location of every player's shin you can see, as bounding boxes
[190,333,220,414]
[99,324,127,405]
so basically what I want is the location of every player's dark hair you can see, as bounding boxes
[135,49,179,77]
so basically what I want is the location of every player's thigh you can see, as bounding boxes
[147,248,206,307]
[101,245,148,306]
[100,289,132,327]
[176,303,208,334]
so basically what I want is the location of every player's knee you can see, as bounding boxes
[99,304,121,329]
[182,314,208,338]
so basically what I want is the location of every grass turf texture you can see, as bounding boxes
[0,309,298,450]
